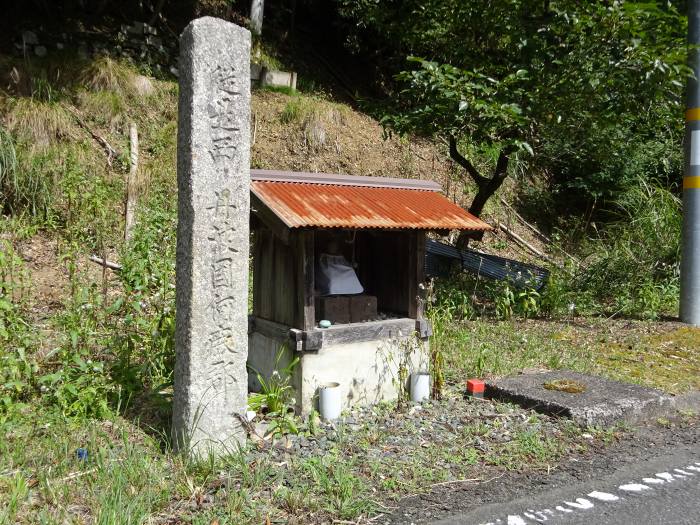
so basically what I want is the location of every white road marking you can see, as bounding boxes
[588,491,620,501]
[565,498,594,509]
[523,511,546,522]
[524,509,551,521]
[642,477,665,484]
[486,459,700,524]
[619,483,651,492]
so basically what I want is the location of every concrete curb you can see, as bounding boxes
[485,371,683,427]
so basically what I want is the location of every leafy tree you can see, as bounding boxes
[340,0,688,244]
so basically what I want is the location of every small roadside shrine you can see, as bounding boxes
[247,169,491,414]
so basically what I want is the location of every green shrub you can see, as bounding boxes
[0,240,36,418]
[280,96,318,124]
[111,195,177,416]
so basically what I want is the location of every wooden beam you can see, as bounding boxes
[250,316,422,352]
[415,318,432,338]
[251,226,262,317]
[248,315,300,344]
[295,230,315,331]
[408,230,426,319]
[250,192,291,244]
[319,318,416,347]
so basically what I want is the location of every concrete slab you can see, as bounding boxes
[486,371,676,427]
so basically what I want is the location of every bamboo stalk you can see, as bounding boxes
[499,197,581,264]
[495,221,557,265]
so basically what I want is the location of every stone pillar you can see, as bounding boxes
[173,17,251,456]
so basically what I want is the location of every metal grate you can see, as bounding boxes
[425,240,549,289]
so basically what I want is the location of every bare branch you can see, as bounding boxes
[89,255,122,271]
[66,106,122,166]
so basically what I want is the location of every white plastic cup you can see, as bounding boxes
[319,382,342,421]
[410,372,430,403]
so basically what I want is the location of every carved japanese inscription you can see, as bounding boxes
[172,17,251,457]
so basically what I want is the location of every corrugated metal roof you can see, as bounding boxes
[251,179,491,231]
[251,169,442,191]
[425,240,550,289]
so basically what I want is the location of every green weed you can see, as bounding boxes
[248,348,300,438]
[79,56,137,98]
[280,97,307,124]
[301,455,374,519]
[0,240,36,419]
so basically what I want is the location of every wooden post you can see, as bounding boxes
[296,230,315,331]
[124,123,139,243]
[408,230,426,319]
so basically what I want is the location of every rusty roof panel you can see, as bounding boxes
[251,181,491,231]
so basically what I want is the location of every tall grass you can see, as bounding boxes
[576,180,681,317]
[0,128,18,208]
[0,128,56,218]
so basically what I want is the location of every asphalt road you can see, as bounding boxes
[434,447,700,525]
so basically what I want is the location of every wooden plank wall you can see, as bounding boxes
[253,225,315,330]
[253,226,298,327]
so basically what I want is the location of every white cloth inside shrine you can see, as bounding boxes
[316,253,364,296]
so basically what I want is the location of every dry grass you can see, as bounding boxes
[596,326,700,394]
[2,97,76,149]
[79,56,136,98]
[252,90,450,178]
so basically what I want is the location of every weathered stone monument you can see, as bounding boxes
[172,17,251,456]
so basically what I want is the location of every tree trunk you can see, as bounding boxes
[448,136,511,249]
[467,149,510,217]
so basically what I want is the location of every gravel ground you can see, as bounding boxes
[244,388,617,522]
